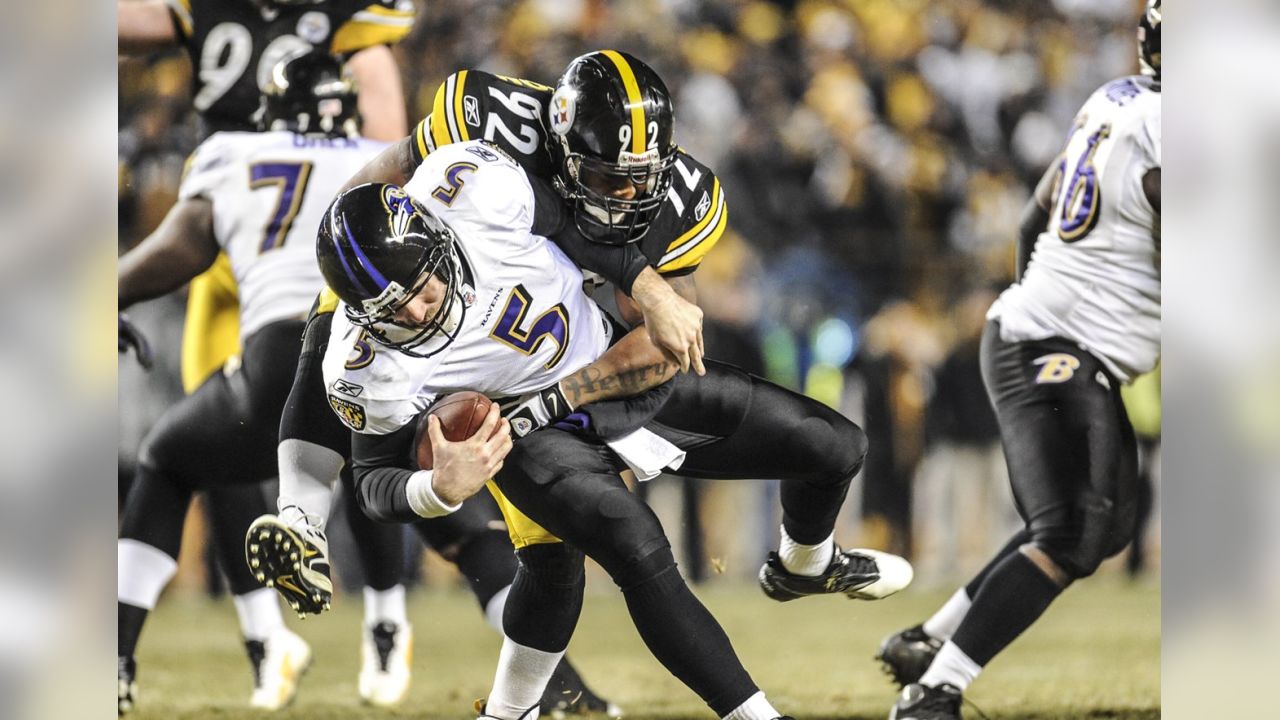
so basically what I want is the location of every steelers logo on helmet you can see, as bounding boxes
[549,87,577,137]
[547,50,677,245]
[317,183,471,358]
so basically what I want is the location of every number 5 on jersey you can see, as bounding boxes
[489,285,570,369]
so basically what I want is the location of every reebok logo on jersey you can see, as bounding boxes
[332,379,364,397]
[328,394,367,431]
[1033,353,1081,384]
[464,96,481,128]
[694,191,711,222]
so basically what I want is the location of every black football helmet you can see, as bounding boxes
[547,50,676,245]
[260,49,359,137]
[316,183,470,357]
[1138,0,1161,79]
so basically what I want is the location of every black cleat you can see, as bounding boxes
[118,656,137,716]
[877,624,944,687]
[245,514,333,617]
[889,683,963,720]
[759,546,913,602]
[540,657,623,717]
[476,700,538,719]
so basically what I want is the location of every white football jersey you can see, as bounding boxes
[322,141,614,434]
[989,75,1161,383]
[179,131,385,340]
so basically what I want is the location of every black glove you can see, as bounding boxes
[502,384,573,438]
[119,314,153,370]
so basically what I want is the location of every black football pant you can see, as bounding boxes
[494,360,868,715]
[980,320,1140,579]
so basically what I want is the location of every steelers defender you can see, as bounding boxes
[882,5,1161,718]
[334,52,904,616]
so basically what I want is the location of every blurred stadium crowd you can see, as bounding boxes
[118,0,1159,591]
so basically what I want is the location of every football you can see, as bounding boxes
[412,391,495,470]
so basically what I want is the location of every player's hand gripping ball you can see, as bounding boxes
[412,391,495,470]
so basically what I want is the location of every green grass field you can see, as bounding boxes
[132,578,1159,719]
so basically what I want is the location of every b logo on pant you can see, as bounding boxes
[1033,353,1080,384]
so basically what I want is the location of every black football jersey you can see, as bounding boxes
[165,0,415,136]
[409,70,728,277]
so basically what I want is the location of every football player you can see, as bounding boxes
[881,5,1161,718]
[324,52,913,720]
[118,0,419,710]
[116,51,411,714]
[318,143,798,720]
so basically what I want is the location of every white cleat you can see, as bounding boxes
[247,627,312,710]
[844,548,914,600]
[245,514,333,617]
[359,621,412,707]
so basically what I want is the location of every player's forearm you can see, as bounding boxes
[1016,198,1050,282]
[339,137,418,193]
[352,465,421,523]
[118,202,218,308]
[557,327,678,408]
[118,0,179,55]
[348,46,408,142]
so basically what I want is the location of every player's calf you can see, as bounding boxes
[245,514,333,617]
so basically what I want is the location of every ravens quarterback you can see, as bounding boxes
[316,51,912,720]
[881,4,1161,718]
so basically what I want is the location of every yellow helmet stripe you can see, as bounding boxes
[600,50,646,155]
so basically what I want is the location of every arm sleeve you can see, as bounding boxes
[350,422,420,523]
[578,380,675,441]
[330,0,416,55]
[552,226,648,295]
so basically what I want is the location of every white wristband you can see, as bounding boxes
[405,470,462,518]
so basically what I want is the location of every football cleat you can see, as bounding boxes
[247,627,312,710]
[359,621,413,707]
[759,546,913,602]
[889,683,963,720]
[877,625,944,688]
[541,657,623,718]
[245,514,333,617]
[117,656,137,716]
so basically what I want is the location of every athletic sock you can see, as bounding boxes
[964,529,1032,599]
[919,641,983,691]
[486,637,562,720]
[922,588,972,641]
[777,526,834,576]
[117,539,179,658]
[118,603,149,659]
[722,690,781,720]
[945,550,1064,675]
[485,584,512,633]
[233,587,286,642]
[277,439,344,531]
[363,584,409,627]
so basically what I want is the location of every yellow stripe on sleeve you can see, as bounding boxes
[452,70,471,142]
[430,79,453,148]
[413,117,430,160]
[600,50,645,155]
[166,0,193,38]
[659,204,728,274]
[665,180,721,253]
[330,15,413,55]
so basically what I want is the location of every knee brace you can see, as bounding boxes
[505,543,585,653]
[609,545,678,593]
